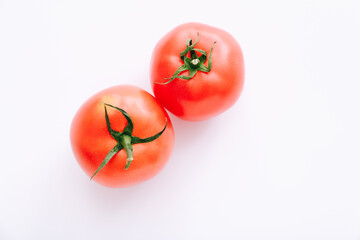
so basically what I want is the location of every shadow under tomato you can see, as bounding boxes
[169,111,217,149]
[72,112,217,211]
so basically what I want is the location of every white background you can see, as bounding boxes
[1,0,360,239]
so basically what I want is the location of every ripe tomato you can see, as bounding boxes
[70,85,174,188]
[150,22,245,121]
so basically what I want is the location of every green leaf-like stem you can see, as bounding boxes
[90,104,167,179]
[90,143,123,180]
[132,119,167,144]
[154,33,216,85]
[104,103,134,135]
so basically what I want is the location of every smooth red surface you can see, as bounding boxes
[70,85,174,188]
[151,22,245,121]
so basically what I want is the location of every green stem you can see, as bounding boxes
[119,134,133,170]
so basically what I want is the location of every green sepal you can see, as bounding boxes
[90,104,168,179]
[156,64,188,85]
[104,106,119,138]
[207,41,216,70]
[90,143,123,180]
[132,119,167,144]
[190,49,198,59]
[188,68,198,78]
[193,48,207,56]
[197,65,209,73]
[155,33,216,85]
[180,33,200,57]
[198,52,207,64]
[104,103,133,136]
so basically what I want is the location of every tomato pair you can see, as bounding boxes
[70,22,245,188]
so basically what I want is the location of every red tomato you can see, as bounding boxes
[70,85,174,188]
[150,22,245,121]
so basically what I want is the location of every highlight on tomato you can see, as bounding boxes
[70,85,174,188]
[150,22,245,121]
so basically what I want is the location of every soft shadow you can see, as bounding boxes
[169,112,217,149]
[65,113,217,215]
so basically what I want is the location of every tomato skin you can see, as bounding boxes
[150,22,245,121]
[70,85,174,188]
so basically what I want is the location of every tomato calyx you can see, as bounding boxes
[155,33,216,85]
[90,103,167,180]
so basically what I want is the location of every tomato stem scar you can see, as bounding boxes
[191,59,200,65]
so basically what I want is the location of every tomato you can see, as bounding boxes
[70,85,174,188]
[150,22,245,121]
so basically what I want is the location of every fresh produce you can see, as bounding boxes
[150,22,245,121]
[70,85,174,188]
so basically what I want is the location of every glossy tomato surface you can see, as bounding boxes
[70,85,174,188]
[150,22,245,121]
